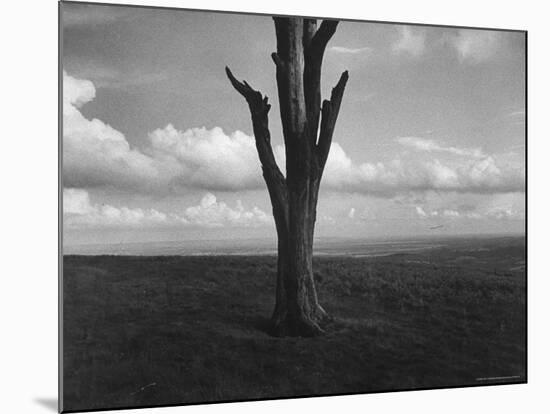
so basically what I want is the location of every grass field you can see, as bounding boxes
[62,237,526,411]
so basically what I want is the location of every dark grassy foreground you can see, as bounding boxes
[62,237,526,411]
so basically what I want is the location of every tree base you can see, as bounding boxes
[269,304,331,337]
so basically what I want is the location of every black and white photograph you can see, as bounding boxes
[60,1,526,412]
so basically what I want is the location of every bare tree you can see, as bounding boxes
[226,17,348,337]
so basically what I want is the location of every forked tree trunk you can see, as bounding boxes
[226,17,348,337]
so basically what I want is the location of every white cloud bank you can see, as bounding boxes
[63,188,271,229]
[63,71,263,192]
[415,205,523,221]
[63,72,524,198]
[148,124,263,191]
[183,193,270,228]
[63,72,162,190]
[322,142,523,196]
[414,192,524,221]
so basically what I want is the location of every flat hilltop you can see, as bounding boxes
[62,236,526,411]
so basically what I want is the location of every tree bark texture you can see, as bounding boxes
[226,17,348,337]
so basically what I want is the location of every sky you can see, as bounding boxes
[61,2,526,247]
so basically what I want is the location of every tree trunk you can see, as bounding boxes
[226,17,348,337]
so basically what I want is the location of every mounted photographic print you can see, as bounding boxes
[60,1,527,412]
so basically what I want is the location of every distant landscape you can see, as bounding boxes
[63,235,526,411]
[64,234,523,257]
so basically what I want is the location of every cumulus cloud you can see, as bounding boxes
[63,72,262,192]
[184,193,271,228]
[63,189,271,229]
[63,72,524,198]
[485,206,523,220]
[148,125,263,191]
[322,143,524,196]
[63,188,174,228]
[392,26,426,57]
[415,206,428,218]
[414,202,524,221]
[447,29,500,63]
[63,71,162,190]
[63,72,95,108]
[64,188,94,215]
